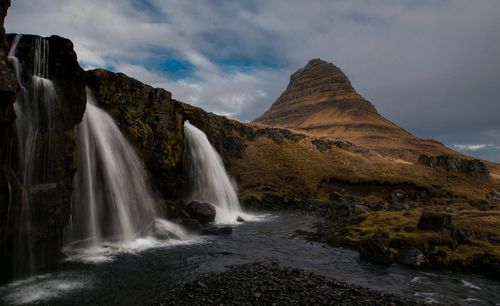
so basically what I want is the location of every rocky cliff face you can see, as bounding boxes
[0,0,17,162]
[0,32,86,282]
[254,59,459,161]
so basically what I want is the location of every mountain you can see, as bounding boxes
[254,59,460,161]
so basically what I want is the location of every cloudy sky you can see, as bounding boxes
[6,0,500,162]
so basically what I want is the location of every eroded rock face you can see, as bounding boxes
[86,69,184,199]
[418,155,490,181]
[0,0,17,135]
[0,33,86,282]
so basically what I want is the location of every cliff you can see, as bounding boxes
[0,32,86,281]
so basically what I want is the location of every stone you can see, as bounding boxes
[358,230,395,265]
[185,201,216,224]
[182,218,201,232]
[417,211,452,231]
[236,216,245,222]
[396,247,427,268]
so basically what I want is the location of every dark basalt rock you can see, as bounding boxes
[358,230,394,265]
[236,216,245,222]
[0,30,86,282]
[417,211,452,231]
[418,154,490,181]
[396,247,428,268]
[182,218,202,233]
[185,201,216,224]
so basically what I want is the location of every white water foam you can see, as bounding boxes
[0,273,89,305]
[461,280,482,291]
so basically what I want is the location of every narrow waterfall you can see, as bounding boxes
[183,121,243,224]
[7,34,58,277]
[65,89,187,252]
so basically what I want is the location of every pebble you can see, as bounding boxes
[152,262,423,305]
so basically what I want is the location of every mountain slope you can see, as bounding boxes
[254,58,459,161]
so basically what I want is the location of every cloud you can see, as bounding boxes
[453,144,494,151]
[5,0,500,161]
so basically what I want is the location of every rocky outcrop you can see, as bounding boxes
[418,155,490,181]
[0,0,17,152]
[358,230,395,265]
[0,33,86,282]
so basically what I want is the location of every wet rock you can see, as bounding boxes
[359,230,395,265]
[182,218,201,233]
[417,211,451,231]
[185,201,216,224]
[396,247,428,268]
[236,216,245,222]
[201,225,232,235]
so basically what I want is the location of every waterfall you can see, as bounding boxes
[7,34,58,278]
[65,89,188,254]
[183,121,243,224]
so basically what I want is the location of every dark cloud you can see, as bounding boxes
[5,0,500,161]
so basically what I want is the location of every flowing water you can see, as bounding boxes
[184,121,250,224]
[63,90,190,261]
[0,212,498,305]
[7,34,58,278]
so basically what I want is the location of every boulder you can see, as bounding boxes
[417,211,451,231]
[185,201,216,224]
[358,230,395,265]
[396,247,427,268]
[236,216,245,222]
[182,218,201,233]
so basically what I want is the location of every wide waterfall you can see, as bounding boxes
[183,121,244,224]
[7,34,58,277]
[65,90,188,256]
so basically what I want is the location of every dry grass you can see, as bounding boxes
[231,136,500,203]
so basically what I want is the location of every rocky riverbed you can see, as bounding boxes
[153,262,422,306]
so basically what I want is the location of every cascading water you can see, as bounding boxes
[64,89,189,259]
[183,121,244,224]
[7,34,58,278]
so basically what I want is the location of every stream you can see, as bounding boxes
[0,212,499,305]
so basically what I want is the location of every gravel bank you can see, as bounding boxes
[152,262,423,305]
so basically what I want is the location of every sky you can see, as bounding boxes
[5,0,500,162]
